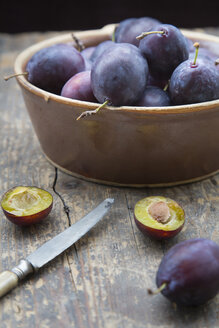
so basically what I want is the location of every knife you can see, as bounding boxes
[0,198,114,298]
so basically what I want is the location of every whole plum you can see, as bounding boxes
[147,72,168,89]
[80,46,95,70]
[91,43,149,106]
[156,238,219,306]
[139,24,189,80]
[136,86,171,107]
[114,18,135,42]
[81,46,96,61]
[26,43,85,94]
[115,17,160,46]
[90,40,115,63]
[169,57,219,105]
[61,71,96,102]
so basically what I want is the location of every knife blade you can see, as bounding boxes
[0,198,114,298]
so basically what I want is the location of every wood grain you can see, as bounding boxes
[0,29,219,328]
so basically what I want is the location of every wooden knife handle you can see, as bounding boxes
[0,271,19,298]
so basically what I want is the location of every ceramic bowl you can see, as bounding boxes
[14,25,219,187]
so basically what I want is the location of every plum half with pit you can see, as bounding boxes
[26,43,85,95]
[134,196,185,240]
[155,238,219,306]
[1,186,53,226]
[91,43,149,106]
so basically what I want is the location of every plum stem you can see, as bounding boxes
[215,58,219,66]
[71,33,85,51]
[193,42,200,65]
[112,23,119,42]
[136,30,164,40]
[4,72,28,81]
[76,100,109,120]
[148,282,167,295]
[163,81,169,92]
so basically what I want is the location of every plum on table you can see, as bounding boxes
[134,196,185,240]
[1,186,53,226]
[154,238,219,306]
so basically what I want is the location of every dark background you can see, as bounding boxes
[1,0,219,33]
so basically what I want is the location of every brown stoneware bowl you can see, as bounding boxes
[14,25,219,187]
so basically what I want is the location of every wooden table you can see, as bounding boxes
[0,28,219,328]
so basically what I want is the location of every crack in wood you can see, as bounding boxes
[52,167,71,225]
[124,193,141,257]
[52,167,79,290]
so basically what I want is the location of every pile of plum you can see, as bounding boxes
[26,16,219,111]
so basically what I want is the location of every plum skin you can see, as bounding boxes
[156,238,219,306]
[135,86,171,107]
[81,46,96,61]
[61,71,96,102]
[169,59,219,105]
[2,204,53,226]
[26,43,85,95]
[139,24,189,80]
[90,40,115,64]
[91,43,149,106]
[115,16,160,46]
[134,217,184,240]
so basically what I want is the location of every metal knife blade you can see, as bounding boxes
[0,198,114,298]
[27,197,114,270]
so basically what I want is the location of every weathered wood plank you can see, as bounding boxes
[0,35,83,328]
[0,29,219,328]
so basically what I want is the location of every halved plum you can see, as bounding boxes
[134,196,185,240]
[1,186,53,226]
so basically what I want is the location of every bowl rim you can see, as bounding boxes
[14,24,219,115]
